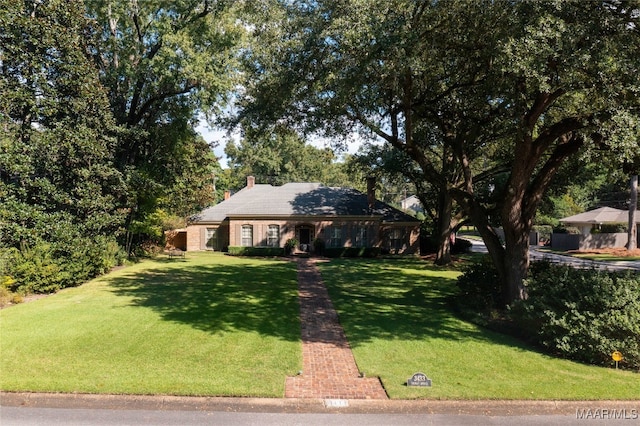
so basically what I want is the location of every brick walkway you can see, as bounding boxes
[285,258,388,399]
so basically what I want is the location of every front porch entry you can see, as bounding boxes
[296,224,314,252]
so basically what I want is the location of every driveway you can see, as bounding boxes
[468,239,640,272]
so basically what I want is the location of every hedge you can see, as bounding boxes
[323,247,381,258]
[513,262,640,370]
[227,246,285,256]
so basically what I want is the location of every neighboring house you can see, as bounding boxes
[400,195,423,213]
[177,176,421,254]
[554,207,640,250]
[559,207,639,235]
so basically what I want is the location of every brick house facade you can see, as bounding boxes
[179,177,420,255]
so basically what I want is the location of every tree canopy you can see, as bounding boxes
[234,0,640,302]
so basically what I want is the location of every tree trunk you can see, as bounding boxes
[435,186,453,265]
[501,222,529,303]
[628,174,638,250]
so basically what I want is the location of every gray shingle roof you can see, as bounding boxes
[190,182,420,223]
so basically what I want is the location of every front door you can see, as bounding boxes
[297,225,313,252]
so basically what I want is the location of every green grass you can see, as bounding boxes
[0,253,301,397]
[318,258,640,400]
[3,254,639,400]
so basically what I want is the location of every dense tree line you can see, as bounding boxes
[1,0,240,293]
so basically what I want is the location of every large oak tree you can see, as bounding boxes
[235,0,639,303]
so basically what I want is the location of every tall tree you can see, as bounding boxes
[235,0,639,303]
[225,123,352,189]
[85,0,242,250]
[0,0,127,287]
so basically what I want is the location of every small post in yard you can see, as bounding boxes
[612,351,623,369]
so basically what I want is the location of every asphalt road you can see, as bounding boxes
[468,239,640,272]
[2,394,639,426]
[3,405,638,426]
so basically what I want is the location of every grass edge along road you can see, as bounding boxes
[1,253,638,399]
[317,258,639,400]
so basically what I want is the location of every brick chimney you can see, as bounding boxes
[367,176,376,211]
[224,190,231,200]
[247,175,255,189]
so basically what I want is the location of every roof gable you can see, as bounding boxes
[559,207,639,224]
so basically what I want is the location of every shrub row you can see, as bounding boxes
[227,246,285,256]
[454,259,640,370]
[322,247,381,258]
[513,262,640,370]
[1,236,126,295]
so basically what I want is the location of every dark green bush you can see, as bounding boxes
[227,246,285,256]
[451,238,472,254]
[323,247,380,258]
[453,255,504,317]
[512,262,640,370]
[284,238,298,255]
[3,236,125,295]
[313,238,326,255]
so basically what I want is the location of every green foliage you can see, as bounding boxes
[224,124,353,190]
[2,237,125,295]
[284,238,298,255]
[512,262,640,370]
[235,0,640,303]
[5,243,66,294]
[84,0,241,252]
[454,256,503,315]
[323,247,380,258]
[451,238,472,255]
[312,238,326,255]
[227,246,284,257]
[0,0,129,292]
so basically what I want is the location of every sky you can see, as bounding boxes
[195,122,235,168]
[196,120,370,169]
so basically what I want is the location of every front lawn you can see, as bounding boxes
[2,254,638,400]
[318,258,640,400]
[0,253,301,397]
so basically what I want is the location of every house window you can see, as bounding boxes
[241,225,253,247]
[205,228,217,250]
[389,228,404,250]
[328,226,342,248]
[267,225,280,247]
[354,226,367,247]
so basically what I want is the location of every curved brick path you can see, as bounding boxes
[285,258,388,399]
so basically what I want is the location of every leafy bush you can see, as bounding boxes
[313,238,326,255]
[451,238,472,254]
[323,247,381,258]
[512,262,640,370]
[453,255,503,317]
[284,238,298,255]
[5,243,68,294]
[227,246,285,256]
[2,236,125,295]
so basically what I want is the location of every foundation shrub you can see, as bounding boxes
[227,246,285,256]
[323,247,380,258]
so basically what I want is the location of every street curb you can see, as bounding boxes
[2,392,639,415]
